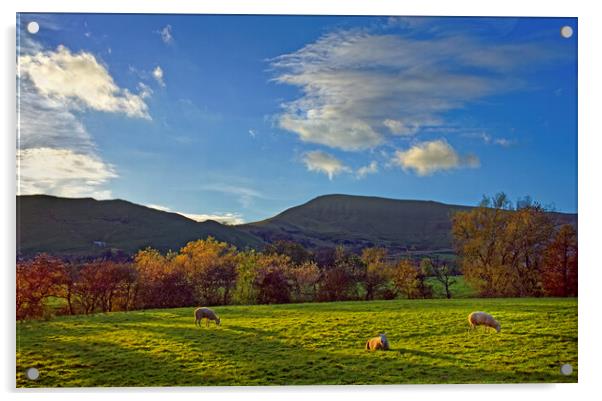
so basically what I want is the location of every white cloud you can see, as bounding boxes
[392,140,479,176]
[146,204,244,225]
[356,161,378,179]
[271,30,548,151]
[383,119,420,136]
[302,151,351,180]
[159,25,173,44]
[19,45,150,119]
[17,43,151,198]
[17,148,117,199]
[152,66,165,87]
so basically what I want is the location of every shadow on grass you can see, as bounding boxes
[137,322,569,385]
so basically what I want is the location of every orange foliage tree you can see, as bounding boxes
[16,254,68,320]
[542,224,577,296]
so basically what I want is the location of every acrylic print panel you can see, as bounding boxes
[16,13,577,387]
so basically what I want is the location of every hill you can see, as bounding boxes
[240,194,577,254]
[17,195,263,258]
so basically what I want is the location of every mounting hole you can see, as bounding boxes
[27,21,39,34]
[560,363,573,376]
[25,367,40,380]
[560,26,573,39]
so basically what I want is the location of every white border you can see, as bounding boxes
[2,1,601,400]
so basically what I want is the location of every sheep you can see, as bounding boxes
[194,307,221,327]
[468,311,501,333]
[365,334,390,351]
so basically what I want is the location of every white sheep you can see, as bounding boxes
[365,333,390,351]
[194,307,221,327]
[468,311,501,332]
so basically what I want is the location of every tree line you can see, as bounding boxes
[16,238,460,320]
[16,192,577,320]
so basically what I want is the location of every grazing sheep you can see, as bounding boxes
[468,311,501,333]
[194,307,221,327]
[365,334,390,351]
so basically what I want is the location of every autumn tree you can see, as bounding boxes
[318,246,363,301]
[252,253,292,304]
[133,248,194,308]
[391,259,420,299]
[16,254,69,320]
[360,247,390,300]
[288,260,321,302]
[174,237,238,305]
[542,224,577,296]
[453,193,555,297]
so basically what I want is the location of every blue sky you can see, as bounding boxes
[17,14,577,223]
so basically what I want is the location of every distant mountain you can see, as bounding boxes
[17,194,577,259]
[17,195,263,258]
[239,194,578,254]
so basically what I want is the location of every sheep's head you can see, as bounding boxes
[495,322,501,333]
[216,317,221,326]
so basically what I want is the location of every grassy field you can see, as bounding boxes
[16,298,577,387]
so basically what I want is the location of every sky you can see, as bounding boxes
[16,14,578,224]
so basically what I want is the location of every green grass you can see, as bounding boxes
[16,298,577,387]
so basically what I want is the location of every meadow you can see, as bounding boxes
[16,298,577,387]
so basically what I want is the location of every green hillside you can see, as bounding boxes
[17,194,577,258]
[16,298,577,387]
[17,195,263,257]
[241,194,577,253]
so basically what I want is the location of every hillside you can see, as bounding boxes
[17,194,577,258]
[17,195,263,258]
[240,194,577,253]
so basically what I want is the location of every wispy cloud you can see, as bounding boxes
[464,132,516,147]
[146,204,244,225]
[302,150,351,180]
[392,139,479,176]
[158,25,173,45]
[198,183,262,208]
[271,29,555,152]
[493,138,515,147]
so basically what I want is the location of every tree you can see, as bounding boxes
[318,246,363,301]
[133,248,194,308]
[360,247,390,300]
[421,257,457,299]
[264,240,312,265]
[288,260,321,302]
[542,224,577,296]
[16,254,69,320]
[391,259,420,299]
[453,193,554,297]
[252,253,292,304]
[175,237,238,305]
[233,250,261,304]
